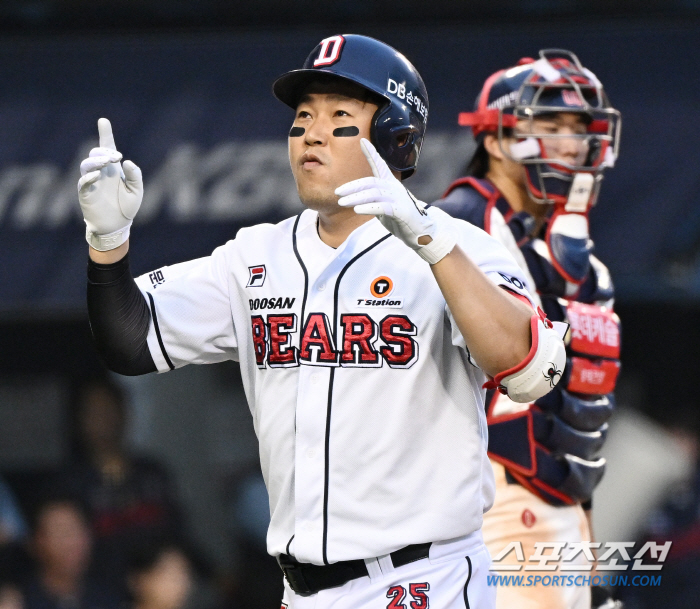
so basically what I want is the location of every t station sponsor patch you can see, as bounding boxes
[358,276,403,307]
[356,298,403,308]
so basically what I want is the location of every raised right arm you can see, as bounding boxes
[79,119,154,375]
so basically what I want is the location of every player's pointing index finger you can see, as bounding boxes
[98,118,117,151]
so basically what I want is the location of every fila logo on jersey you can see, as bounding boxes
[250,313,418,370]
[313,35,345,67]
[246,265,266,288]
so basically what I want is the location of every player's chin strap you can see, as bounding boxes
[484,308,568,403]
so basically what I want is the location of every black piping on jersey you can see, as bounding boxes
[291,214,309,436]
[286,535,295,555]
[291,214,309,329]
[321,367,336,565]
[147,292,175,371]
[463,555,473,609]
[321,232,392,565]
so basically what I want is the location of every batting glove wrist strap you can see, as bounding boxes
[86,223,132,252]
[414,208,458,265]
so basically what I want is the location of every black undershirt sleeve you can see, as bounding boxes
[87,253,157,375]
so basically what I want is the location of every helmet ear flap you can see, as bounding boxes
[390,125,418,149]
[368,102,383,159]
[370,102,423,179]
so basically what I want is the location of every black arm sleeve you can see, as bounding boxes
[87,253,157,375]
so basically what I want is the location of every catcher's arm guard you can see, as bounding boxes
[484,310,567,403]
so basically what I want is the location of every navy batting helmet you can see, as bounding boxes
[459,49,621,206]
[273,34,428,178]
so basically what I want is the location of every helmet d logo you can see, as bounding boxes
[313,35,345,67]
[370,276,393,298]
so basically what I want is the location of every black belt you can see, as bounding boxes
[278,542,432,596]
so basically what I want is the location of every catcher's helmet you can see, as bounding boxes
[459,49,621,206]
[273,34,428,178]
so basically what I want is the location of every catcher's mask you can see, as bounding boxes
[459,49,621,210]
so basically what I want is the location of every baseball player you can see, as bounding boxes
[77,35,566,608]
[434,50,622,609]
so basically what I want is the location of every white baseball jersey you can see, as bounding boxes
[134,207,534,566]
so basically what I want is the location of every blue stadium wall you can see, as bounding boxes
[0,21,698,313]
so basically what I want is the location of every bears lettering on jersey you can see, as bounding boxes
[379,315,419,369]
[268,314,299,368]
[299,313,340,366]
[251,315,268,369]
[340,314,381,367]
[251,312,418,369]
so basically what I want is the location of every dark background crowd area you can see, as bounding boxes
[0,1,700,609]
[0,374,282,609]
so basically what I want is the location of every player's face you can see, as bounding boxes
[516,112,589,167]
[289,90,379,212]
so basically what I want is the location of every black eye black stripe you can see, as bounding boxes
[333,126,359,137]
[289,126,305,137]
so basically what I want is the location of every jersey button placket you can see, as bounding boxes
[293,268,337,563]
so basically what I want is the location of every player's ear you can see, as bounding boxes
[483,133,506,161]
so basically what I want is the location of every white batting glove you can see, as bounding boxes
[77,118,143,251]
[336,138,457,265]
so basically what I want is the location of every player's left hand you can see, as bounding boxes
[336,138,457,265]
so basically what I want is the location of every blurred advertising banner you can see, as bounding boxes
[0,24,698,312]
